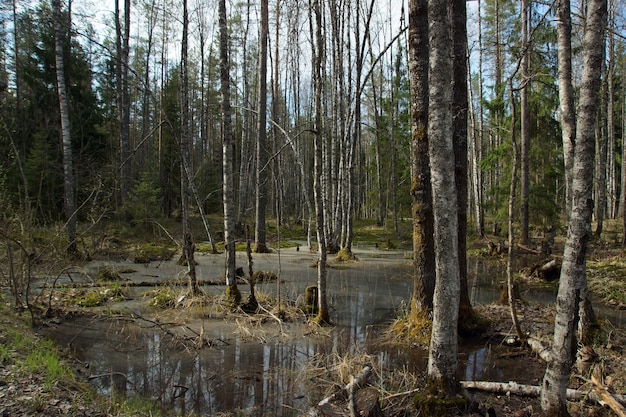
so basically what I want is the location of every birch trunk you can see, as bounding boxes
[311,0,329,325]
[53,0,76,254]
[427,0,460,395]
[219,0,239,300]
[541,0,606,413]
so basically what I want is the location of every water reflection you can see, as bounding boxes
[41,255,624,415]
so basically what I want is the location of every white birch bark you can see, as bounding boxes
[426,0,460,395]
[541,0,606,413]
[53,0,76,253]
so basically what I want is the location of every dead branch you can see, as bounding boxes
[591,375,626,417]
[460,380,626,406]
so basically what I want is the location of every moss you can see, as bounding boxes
[458,309,490,338]
[225,285,242,309]
[148,288,176,308]
[303,286,319,315]
[413,392,467,416]
[132,243,175,263]
[97,268,124,282]
[335,248,357,262]
[253,271,278,282]
[392,308,432,346]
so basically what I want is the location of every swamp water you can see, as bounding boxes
[39,246,624,416]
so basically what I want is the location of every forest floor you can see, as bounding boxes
[1,219,626,417]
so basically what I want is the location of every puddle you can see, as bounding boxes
[39,247,624,416]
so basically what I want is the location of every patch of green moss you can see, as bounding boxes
[458,309,490,338]
[413,392,467,416]
[225,285,242,309]
[147,288,176,308]
[132,243,175,263]
[76,290,108,307]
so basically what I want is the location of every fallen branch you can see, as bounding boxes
[526,336,553,362]
[460,380,626,406]
[591,375,626,417]
[308,366,372,417]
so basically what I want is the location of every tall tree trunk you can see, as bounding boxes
[116,0,131,206]
[311,0,330,325]
[557,0,576,220]
[255,0,270,253]
[408,0,435,314]
[541,0,606,413]
[520,0,531,244]
[53,0,76,254]
[474,0,485,238]
[594,37,608,237]
[427,0,460,396]
[219,0,239,305]
[180,0,198,293]
[451,0,473,333]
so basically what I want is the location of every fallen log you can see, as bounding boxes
[460,380,626,406]
[526,336,553,362]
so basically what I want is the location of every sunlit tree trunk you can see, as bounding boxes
[408,0,435,313]
[53,0,76,254]
[556,0,576,219]
[255,0,270,253]
[594,36,608,237]
[311,0,330,325]
[219,0,239,303]
[541,0,606,413]
[427,0,460,396]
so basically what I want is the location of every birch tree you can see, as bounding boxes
[541,0,606,413]
[219,0,240,306]
[53,0,76,254]
[426,0,460,396]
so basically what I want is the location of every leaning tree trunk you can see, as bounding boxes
[53,0,76,254]
[520,0,530,244]
[541,0,606,413]
[408,0,435,314]
[219,0,239,306]
[426,0,460,396]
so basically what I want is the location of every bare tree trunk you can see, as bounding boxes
[541,0,606,413]
[180,0,198,293]
[408,0,435,314]
[311,0,330,325]
[594,36,608,237]
[219,0,239,304]
[427,0,460,396]
[53,0,76,254]
[116,0,131,206]
[255,0,270,253]
[520,0,530,245]
[557,0,576,220]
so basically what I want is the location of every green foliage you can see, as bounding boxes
[131,243,176,263]
[125,171,161,226]
[147,288,176,309]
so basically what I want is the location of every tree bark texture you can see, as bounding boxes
[408,0,435,314]
[255,0,269,253]
[541,0,606,413]
[53,0,76,253]
[219,0,238,292]
[426,0,460,396]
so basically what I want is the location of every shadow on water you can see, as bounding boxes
[39,251,624,416]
